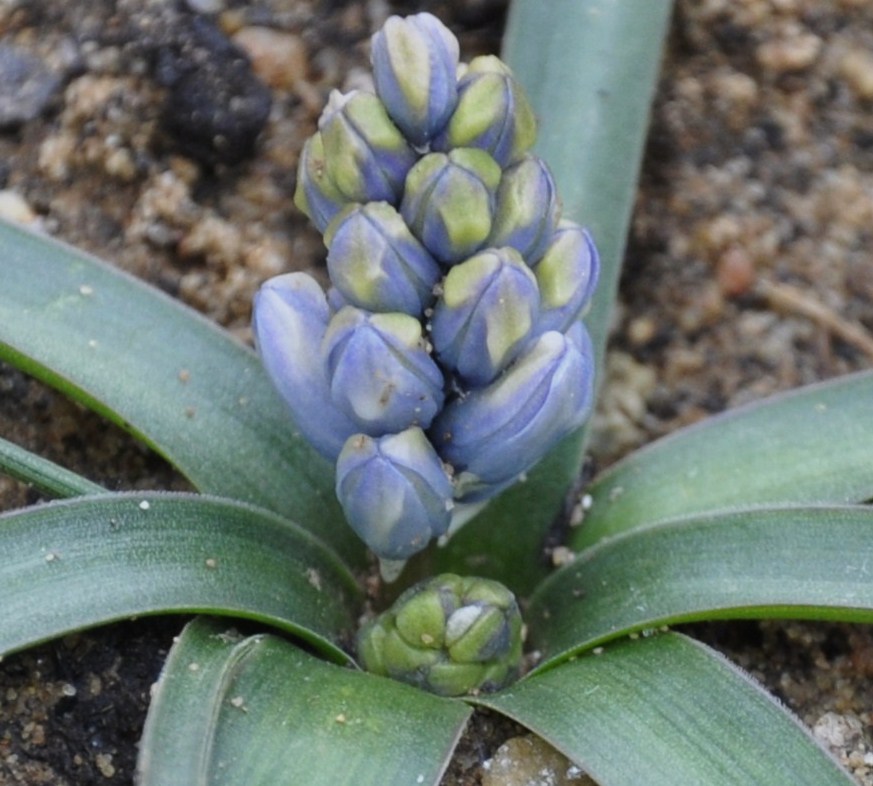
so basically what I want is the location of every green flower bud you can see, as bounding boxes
[433,56,537,167]
[430,247,539,388]
[371,13,460,146]
[534,221,600,335]
[400,147,501,265]
[319,90,417,204]
[357,573,523,696]
[487,154,561,265]
[324,202,441,316]
[293,132,348,234]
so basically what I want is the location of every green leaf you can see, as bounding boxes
[504,0,673,368]
[0,219,363,567]
[0,435,104,497]
[139,617,471,786]
[574,370,873,550]
[0,492,360,663]
[530,505,873,667]
[422,0,673,596]
[477,633,854,786]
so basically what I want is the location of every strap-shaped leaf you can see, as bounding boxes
[530,505,873,667]
[138,617,471,786]
[0,492,360,663]
[574,370,873,550]
[0,435,104,497]
[476,633,854,786]
[504,0,673,365]
[0,219,363,567]
[421,0,673,596]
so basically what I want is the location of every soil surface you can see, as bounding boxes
[1,0,872,784]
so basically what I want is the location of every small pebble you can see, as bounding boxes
[0,44,62,128]
[840,49,873,101]
[95,753,116,778]
[0,190,37,225]
[233,27,308,92]
[756,31,822,73]
[186,0,225,13]
[813,712,864,749]
[716,246,756,297]
[482,734,594,786]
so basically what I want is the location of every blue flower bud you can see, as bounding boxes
[534,221,600,335]
[430,247,539,388]
[371,13,460,147]
[252,273,359,461]
[324,202,442,316]
[433,56,537,168]
[335,428,452,560]
[487,154,561,264]
[431,328,595,502]
[323,307,445,435]
[319,90,417,204]
[293,132,348,234]
[400,148,501,265]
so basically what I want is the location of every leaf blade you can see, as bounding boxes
[139,617,471,786]
[0,492,360,662]
[477,633,854,786]
[0,219,363,566]
[531,505,873,667]
[0,435,104,497]
[574,370,873,550]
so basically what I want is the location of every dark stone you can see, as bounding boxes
[155,14,272,166]
[0,44,62,129]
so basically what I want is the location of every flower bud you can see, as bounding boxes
[292,132,348,234]
[400,148,501,265]
[433,56,537,168]
[323,307,445,435]
[371,13,459,147]
[252,273,358,461]
[431,328,595,502]
[319,90,417,204]
[534,221,600,335]
[487,154,561,264]
[430,247,539,388]
[336,429,452,560]
[324,202,441,317]
[357,573,523,696]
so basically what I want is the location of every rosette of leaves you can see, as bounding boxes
[1,3,873,786]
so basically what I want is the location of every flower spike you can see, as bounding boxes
[259,11,600,563]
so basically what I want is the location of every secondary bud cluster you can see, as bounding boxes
[254,13,598,561]
[357,573,523,697]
